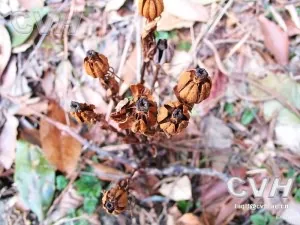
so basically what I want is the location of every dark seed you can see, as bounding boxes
[136,98,150,112]
[86,50,97,57]
[172,108,184,120]
[195,66,208,79]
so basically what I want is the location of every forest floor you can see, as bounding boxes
[1,0,300,225]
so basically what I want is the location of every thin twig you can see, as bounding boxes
[189,0,233,58]
[63,0,75,60]
[151,64,161,90]
[145,165,229,182]
[140,61,148,84]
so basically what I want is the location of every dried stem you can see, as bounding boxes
[145,165,229,182]
[151,64,161,90]
[63,0,75,60]
[140,61,148,84]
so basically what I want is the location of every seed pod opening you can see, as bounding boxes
[174,68,212,105]
[84,50,109,79]
[157,101,190,136]
[110,83,157,136]
[139,0,164,21]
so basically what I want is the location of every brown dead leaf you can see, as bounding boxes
[0,113,19,169]
[164,0,209,22]
[40,101,82,176]
[177,213,203,225]
[0,25,11,77]
[86,159,126,182]
[258,15,289,65]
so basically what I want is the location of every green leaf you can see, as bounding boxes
[177,200,193,213]
[74,175,102,198]
[241,108,257,125]
[296,175,300,184]
[250,214,267,225]
[6,7,49,47]
[15,140,55,221]
[294,189,300,202]
[224,103,234,116]
[177,41,192,51]
[83,198,99,214]
[74,175,101,214]
[285,167,295,178]
[56,175,69,191]
[155,31,170,40]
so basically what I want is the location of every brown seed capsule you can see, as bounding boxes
[139,0,164,21]
[157,101,190,136]
[70,101,102,124]
[84,50,109,79]
[174,67,212,105]
[110,84,157,136]
[102,179,129,215]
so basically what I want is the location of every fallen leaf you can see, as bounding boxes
[18,0,44,10]
[15,140,55,221]
[177,213,203,225]
[105,0,126,11]
[55,60,72,101]
[44,188,83,224]
[0,113,18,169]
[164,0,209,22]
[6,7,49,47]
[280,200,300,225]
[202,115,233,149]
[250,73,300,153]
[159,176,192,201]
[86,159,127,182]
[258,15,289,65]
[0,25,11,77]
[39,101,82,176]
[157,12,194,31]
[12,29,39,53]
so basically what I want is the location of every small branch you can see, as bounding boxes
[63,0,75,60]
[140,61,148,84]
[151,64,161,90]
[145,165,229,182]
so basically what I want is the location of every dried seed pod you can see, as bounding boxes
[142,20,157,62]
[70,101,102,124]
[174,67,212,105]
[157,101,190,136]
[139,0,164,21]
[102,179,129,215]
[110,84,157,136]
[84,50,109,79]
